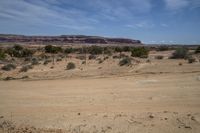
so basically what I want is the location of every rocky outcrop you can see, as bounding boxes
[0,34,142,45]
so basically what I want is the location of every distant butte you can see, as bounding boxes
[0,34,142,45]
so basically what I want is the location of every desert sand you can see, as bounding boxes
[0,51,200,133]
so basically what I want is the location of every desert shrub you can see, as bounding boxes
[155,55,164,59]
[82,61,86,64]
[157,45,169,51]
[112,55,121,59]
[89,54,96,60]
[89,46,103,55]
[64,47,74,54]
[131,47,149,58]
[123,46,131,52]
[22,48,34,57]
[56,58,62,62]
[6,45,33,58]
[104,47,112,55]
[1,64,16,71]
[195,46,200,54]
[120,53,129,58]
[104,56,109,60]
[170,47,188,59]
[43,59,51,65]
[31,58,39,65]
[20,65,33,72]
[24,57,32,61]
[0,49,6,60]
[76,55,85,60]
[66,62,76,70]
[188,57,196,63]
[114,47,123,53]
[45,45,62,53]
[98,59,103,64]
[119,57,132,66]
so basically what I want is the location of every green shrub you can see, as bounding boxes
[114,47,123,53]
[0,49,6,60]
[89,46,103,55]
[119,57,132,66]
[64,47,74,54]
[45,45,62,53]
[66,62,75,70]
[20,65,33,72]
[131,47,149,58]
[195,46,200,54]
[6,45,34,58]
[1,64,16,71]
[123,46,131,52]
[170,47,188,59]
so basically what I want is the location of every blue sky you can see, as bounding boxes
[0,0,200,44]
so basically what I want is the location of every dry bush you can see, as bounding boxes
[119,57,132,66]
[66,62,76,70]
[155,55,164,59]
[188,57,196,63]
[1,64,16,71]
[89,54,96,60]
[170,47,188,59]
[20,65,33,72]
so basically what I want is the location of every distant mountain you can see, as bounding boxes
[0,34,142,45]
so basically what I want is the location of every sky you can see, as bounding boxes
[0,0,200,44]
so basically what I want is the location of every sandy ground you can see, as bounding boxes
[0,55,200,132]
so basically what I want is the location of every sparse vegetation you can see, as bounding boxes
[195,46,200,54]
[131,47,149,58]
[89,46,103,55]
[45,45,62,53]
[0,49,6,60]
[170,47,188,59]
[119,57,132,66]
[6,45,34,58]
[1,64,16,71]
[31,58,39,65]
[188,57,196,63]
[43,59,52,65]
[64,47,74,54]
[66,62,76,70]
[20,65,33,72]
[155,55,164,59]
[157,45,169,51]
[89,54,96,60]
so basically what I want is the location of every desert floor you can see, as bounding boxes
[0,55,200,133]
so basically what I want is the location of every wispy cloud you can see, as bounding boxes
[0,0,95,30]
[125,21,154,29]
[164,0,200,11]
